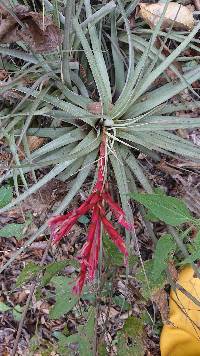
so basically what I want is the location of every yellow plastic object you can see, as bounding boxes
[160,266,200,356]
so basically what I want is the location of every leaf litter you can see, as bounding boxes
[0,5,62,52]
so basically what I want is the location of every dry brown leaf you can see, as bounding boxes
[139,2,195,31]
[18,136,46,160]
[168,260,178,283]
[0,70,9,80]
[0,5,62,52]
[153,288,169,323]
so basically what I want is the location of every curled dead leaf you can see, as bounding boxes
[0,5,62,52]
[139,2,195,31]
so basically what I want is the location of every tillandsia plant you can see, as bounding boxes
[1,0,200,278]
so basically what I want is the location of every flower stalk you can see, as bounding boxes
[48,129,132,294]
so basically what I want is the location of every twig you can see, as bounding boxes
[11,237,52,356]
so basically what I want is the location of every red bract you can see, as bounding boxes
[48,130,132,294]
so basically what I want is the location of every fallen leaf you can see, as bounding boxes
[18,136,46,160]
[0,70,9,80]
[0,5,62,53]
[168,260,178,283]
[139,2,194,31]
[153,288,169,323]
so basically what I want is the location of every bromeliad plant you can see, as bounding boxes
[1,0,200,280]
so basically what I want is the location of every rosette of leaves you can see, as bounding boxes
[1,0,200,270]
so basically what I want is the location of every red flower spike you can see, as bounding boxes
[102,192,132,230]
[101,215,128,256]
[72,261,87,295]
[78,205,99,260]
[49,194,101,243]
[87,210,101,281]
[48,129,132,295]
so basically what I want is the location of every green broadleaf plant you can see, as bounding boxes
[130,192,195,226]
[182,231,200,265]
[49,276,78,319]
[151,234,176,281]
[0,222,28,240]
[16,262,40,287]
[0,186,13,208]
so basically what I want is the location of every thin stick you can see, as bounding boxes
[11,238,52,356]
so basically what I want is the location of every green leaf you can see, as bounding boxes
[30,128,85,160]
[16,262,40,287]
[41,260,69,286]
[152,234,176,281]
[54,308,95,354]
[54,332,79,355]
[117,316,144,355]
[103,234,124,266]
[123,316,143,338]
[78,307,95,356]
[49,276,78,319]
[145,210,159,222]
[13,305,23,321]
[136,260,166,300]
[182,231,200,264]
[0,186,12,208]
[131,192,193,226]
[0,302,11,312]
[98,340,107,356]
[113,296,130,311]
[0,223,26,239]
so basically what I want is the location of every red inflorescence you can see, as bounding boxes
[48,130,132,294]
